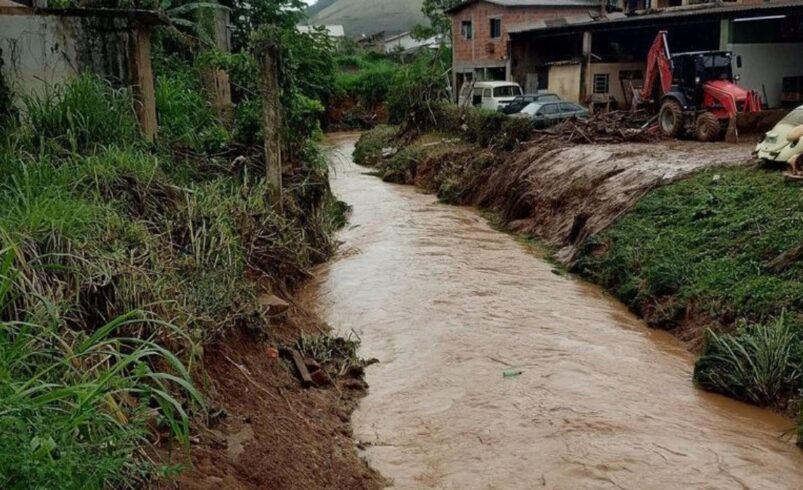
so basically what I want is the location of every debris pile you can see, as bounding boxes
[530,110,661,145]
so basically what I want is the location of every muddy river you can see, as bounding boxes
[307,134,803,489]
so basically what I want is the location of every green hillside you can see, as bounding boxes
[306,0,426,38]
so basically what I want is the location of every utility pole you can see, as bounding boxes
[259,40,283,213]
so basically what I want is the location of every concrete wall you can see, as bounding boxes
[729,42,803,108]
[0,10,157,139]
[548,64,581,102]
[589,61,645,108]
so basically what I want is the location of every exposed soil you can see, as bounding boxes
[172,299,385,490]
[471,140,754,264]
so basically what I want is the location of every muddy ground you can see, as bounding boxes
[172,299,384,490]
[399,135,755,264]
[472,140,754,264]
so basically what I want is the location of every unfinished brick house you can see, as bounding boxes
[447,0,603,95]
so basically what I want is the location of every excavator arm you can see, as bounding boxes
[638,31,673,104]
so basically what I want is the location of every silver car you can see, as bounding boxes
[513,101,589,128]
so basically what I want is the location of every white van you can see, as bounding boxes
[458,81,523,111]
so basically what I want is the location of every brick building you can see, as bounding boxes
[447,0,603,95]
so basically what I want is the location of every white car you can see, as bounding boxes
[755,105,803,168]
[458,81,523,111]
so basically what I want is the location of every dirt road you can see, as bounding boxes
[305,134,803,489]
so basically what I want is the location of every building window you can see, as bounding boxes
[461,20,473,40]
[490,18,502,38]
[593,73,610,94]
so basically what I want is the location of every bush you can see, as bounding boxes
[431,102,533,149]
[387,50,450,129]
[155,67,228,152]
[336,61,398,107]
[353,125,398,166]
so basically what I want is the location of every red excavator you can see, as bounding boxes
[634,31,764,141]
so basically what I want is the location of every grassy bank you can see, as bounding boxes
[575,168,803,411]
[0,37,350,488]
[354,120,803,438]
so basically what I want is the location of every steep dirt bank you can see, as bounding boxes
[174,290,384,489]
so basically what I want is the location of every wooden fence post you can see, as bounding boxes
[201,10,234,125]
[259,41,282,212]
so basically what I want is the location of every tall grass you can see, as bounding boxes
[0,252,203,489]
[694,316,800,406]
[19,74,140,154]
[0,54,341,484]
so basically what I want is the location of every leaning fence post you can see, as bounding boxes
[259,40,283,213]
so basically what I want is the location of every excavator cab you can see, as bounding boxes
[667,52,738,108]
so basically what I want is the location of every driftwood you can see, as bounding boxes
[530,110,662,145]
[767,242,803,273]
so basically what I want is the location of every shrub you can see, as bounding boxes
[336,61,398,107]
[387,50,450,129]
[155,68,228,152]
[353,125,398,166]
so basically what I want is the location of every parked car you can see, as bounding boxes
[755,105,803,165]
[513,101,589,128]
[458,81,523,111]
[499,93,561,115]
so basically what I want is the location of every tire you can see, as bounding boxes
[695,111,721,142]
[658,99,684,138]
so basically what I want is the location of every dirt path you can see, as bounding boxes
[304,134,803,489]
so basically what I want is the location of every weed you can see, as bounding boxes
[19,74,140,154]
[694,315,800,406]
[577,167,803,327]
[0,257,202,489]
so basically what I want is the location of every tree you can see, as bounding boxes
[419,0,462,37]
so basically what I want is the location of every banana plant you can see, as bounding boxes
[160,0,231,47]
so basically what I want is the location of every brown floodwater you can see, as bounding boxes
[306,134,803,489]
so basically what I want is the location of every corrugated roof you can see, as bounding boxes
[446,0,599,14]
[508,1,803,35]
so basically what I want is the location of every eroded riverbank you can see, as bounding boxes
[305,134,803,489]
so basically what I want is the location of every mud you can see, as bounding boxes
[175,302,384,490]
[306,134,803,489]
[475,141,754,264]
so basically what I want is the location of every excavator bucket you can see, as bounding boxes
[725,109,788,143]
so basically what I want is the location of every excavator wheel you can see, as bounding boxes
[695,112,721,142]
[659,100,684,138]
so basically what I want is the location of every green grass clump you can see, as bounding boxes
[694,315,800,406]
[0,252,202,489]
[156,69,229,152]
[18,74,140,154]
[353,125,398,166]
[577,167,803,328]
